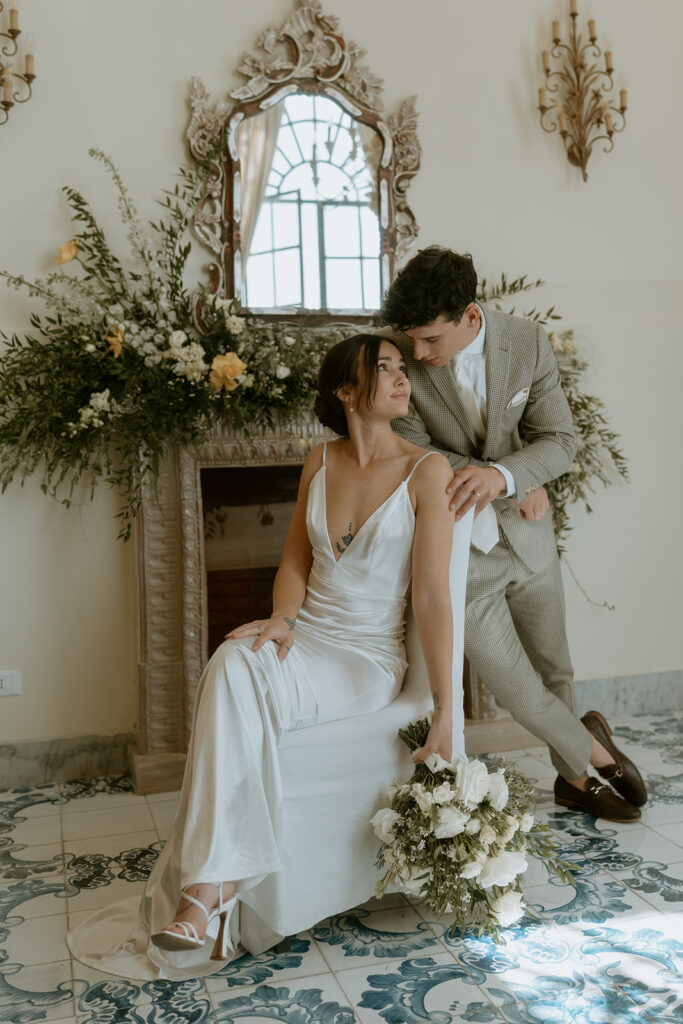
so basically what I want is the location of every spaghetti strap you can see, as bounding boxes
[322,441,327,466]
[404,450,437,484]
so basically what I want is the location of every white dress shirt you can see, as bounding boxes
[451,306,515,552]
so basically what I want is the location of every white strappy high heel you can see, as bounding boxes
[151,881,234,959]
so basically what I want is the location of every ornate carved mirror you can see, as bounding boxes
[187,0,421,321]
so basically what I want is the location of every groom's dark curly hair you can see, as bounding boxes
[381,246,478,329]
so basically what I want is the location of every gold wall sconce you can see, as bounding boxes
[1,0,36,128]
[537,1,626,181]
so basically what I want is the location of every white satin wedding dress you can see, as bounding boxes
[67,444,471,980]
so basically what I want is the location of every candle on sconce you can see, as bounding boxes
[3,69,12,104]
[605,111,614,134]
[570,0,577,15]
[556,101,567,134]
[538,76,547,109]
[541,40,550,74]
[587,11,597,42]
[9,0,19,31]
[552,18,560,42]
[604,41,613,72]
[25,34,34,76]
[619,78,627,111]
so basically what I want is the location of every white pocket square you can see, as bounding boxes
[506,388,529,410]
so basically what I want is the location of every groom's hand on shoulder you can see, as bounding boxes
[446,465,507,520]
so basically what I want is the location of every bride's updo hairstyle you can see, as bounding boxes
[314,333,390,437]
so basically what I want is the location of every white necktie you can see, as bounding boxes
[452,354,499,554]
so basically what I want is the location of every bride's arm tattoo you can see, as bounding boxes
[336,522,354,555]
[284,616,296,631]
[432,691,442,712]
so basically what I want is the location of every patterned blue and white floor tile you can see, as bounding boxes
[1,710,681,1024]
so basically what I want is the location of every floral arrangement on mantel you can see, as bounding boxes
[0,151,626,548]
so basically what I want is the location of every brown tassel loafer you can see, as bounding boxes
[554,775,641,822]
[580,710,648,807]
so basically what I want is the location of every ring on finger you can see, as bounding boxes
[473,490,481,498]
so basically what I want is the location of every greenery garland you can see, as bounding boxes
[0,151,627,550]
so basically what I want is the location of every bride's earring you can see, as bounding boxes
[349,405,354,413]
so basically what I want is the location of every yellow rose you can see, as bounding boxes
[57,239,80,265]
[209,352,247,390]
[105,325,124,358]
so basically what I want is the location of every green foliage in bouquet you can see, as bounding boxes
[372,718,577,941]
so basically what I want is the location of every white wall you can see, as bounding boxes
[1,0,681,745]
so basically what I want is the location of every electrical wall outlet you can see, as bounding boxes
[0,670,22,696]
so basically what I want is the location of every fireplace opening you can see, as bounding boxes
[201,464,303,656]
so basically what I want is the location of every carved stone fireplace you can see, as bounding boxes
[129,413,525,795]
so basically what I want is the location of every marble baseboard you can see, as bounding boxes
[0,732,133,788]
[574,669,683,718]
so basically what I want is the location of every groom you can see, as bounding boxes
[381,246,646,822]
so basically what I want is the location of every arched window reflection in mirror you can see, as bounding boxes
[238,94,383,314]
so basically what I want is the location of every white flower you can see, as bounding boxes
[283,335,296,346]
[490,890,525,928]
[454,758,490,809]
[370,807,400,844]
[275,364,291,380]
[237,373,254,388]
[424,752,451,774]
[84,343,96,353]
[214,297,231,311]
[477,850,528,890]
[432,782,453,805]
[225,314,245,335]
[411,783,434,814]
[169,330,187,349]
[500,814,519,844]
[460,856,485,879]
[433,805,469,839]
[520,812,534,833]
[89,389,112,413]
[480,824,497,846]
[465,817,481,834]
[486,771,509,812]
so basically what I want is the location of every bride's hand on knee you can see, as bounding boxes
[226,614,296,662]
[412,713,452,765]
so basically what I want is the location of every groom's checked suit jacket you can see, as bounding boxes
[381,305,576,572]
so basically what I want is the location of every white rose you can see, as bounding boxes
[433,805,469,839]
[238,373,254,388]
[500,814,519,844]
[454,759,490,809]
[424,752,451,774]
[169,330,187,348]
[520,812,534,833]
[85,343,96,353]
[486,771,509,812]
[370,807,400,844]
[479,824,497,846]
[275,364,291,380]
[283,335,296,346]
[225,314,245,335]
[432,782,453,805]
[411,784,434,814]
[214,297,231,311]
[490,890,525,928]
[460,858,485,879]
[477,851,528,890]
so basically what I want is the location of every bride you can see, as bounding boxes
[67,333,471,980]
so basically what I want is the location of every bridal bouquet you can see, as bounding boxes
[372,719,575,938]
